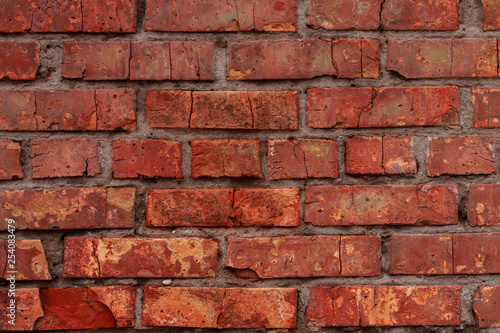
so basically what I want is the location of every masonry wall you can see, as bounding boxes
[1,0,500,331]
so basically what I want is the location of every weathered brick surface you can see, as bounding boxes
[472,88,500,128]
[0,288,44,331]
[307,0,382,30]
[64,237,218,278]
[474,286,500,328]
[481,0,500,30]
[268,139,338,179]
[307,87,460,128]
[341,236,381,276]
[390,235,453,275]
[112,139,182,178]
[170,41,215,80]
[305,185,458,226]
[227,39,380,80]
[0,140,23,180]
[147,188,300,227]
[145,0,297,32]
[146,90,298,130]
[191,139,262,179]
[142,286,296,328]
[31,138,101,178]
[95,89,137,130]
[426,136,495,176]
[0,239,51,281]
[387,39,498,78]
[0,41,40,80]
[454,233,500,274]
[306,286,461,327]
[467,184,500,226]
[82,0,137,32]
[0,187,135,230]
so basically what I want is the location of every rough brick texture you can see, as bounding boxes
[0,41,40,80]
[0,239,51,280]
[474,286,500,328]
[0,140,23,180]
[481,0,500,30]
[467,184,500,226]
[472,88,500,127]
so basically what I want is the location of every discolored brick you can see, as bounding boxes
[31,138,101,178]
[145,90,191,128]
[0,239,51,281]
[130,42,171,80]
[0,41,40,80]
[390,235,453,275]
[82,0,137,32]
[0,288,44,331]
[64,237,218,278]
[0,140,23,180]
[112,139,182,178]
[170,41,214,80]
[426,136,495,176]
[346,136,383,175]
[30,0,82,32]
[307,0,382,30]
[452,39,498,77]
[0,91,37,131]
[306,286,461,327]
[341,236,381,276]
[361,39,381,78]
[0,0,36,32]
[383,136,417,174]
[95,89,136,130]
[268,139,338,180]
[472,88,500,128]
[0,187,135,230]
[467,184,500,226]
[454,233,500,274]
[191,139,262,179]
[474,286,500,328]
[305,185,458,226]
[142,286,296,328]
[481,0,500,30]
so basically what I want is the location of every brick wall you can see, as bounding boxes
[1,0,500,331]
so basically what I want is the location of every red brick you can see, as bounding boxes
[82,0,137,32]
[192,139,261,179]
[427,136,495,176]
[305,185,458,226]
[170,41,214,80]
[482,0,500,30]
[130,42,170,80]
[0,239,51,281]
[0,91,36,131]
[382,0,459,30]
[0,288,44,331]
[341,236,381,277]
[388,39,498,78]
[383,136,417,174]
[454,233,500,274]
[64,237,218,278]
[306,286,461,327]
[307,87,460,128]
[474,286,500,328]
[62,42,130,80]
[268,139,337,180]
[30,0,82,32]
[145,0,296,32]
[362,39,381,78]
[146,188,299,227]
[31,138,100,178]
[145,90,191,128]
[228,39,379,80]
[0,140,23,180]
[390,235,453,275]
[142,286,296,328]
[95,89,136,130]
[468,184,500,226]
[0,0,37,32]
[112,139,182,179]
[0,41,40,80]
[307,0,382,30]
[0,187,135,230]
[472,88,500,128]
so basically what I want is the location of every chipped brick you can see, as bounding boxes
[0,140,23,180]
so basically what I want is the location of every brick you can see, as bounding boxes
[31,138,100,178]
[0,91,36,131]
[130,42,170,80]
[305,185,458,226]
[0,288,44,331]
[307,87,460,128]
[474,286,500,328]
[0,41,40,80]
[307,0,382,30]
[341,236,381,277]
[454,233,500,274]
[227,39,379,80]
[0,239,51,281]
[146,188,300,227]
[64,237,218,278]
[145,90,191,128]
[112,139,182,179]
[362,39,381,78]
[191,139,262,179]
[382,0,459,30]
[30,0,82,32]
[482,0,500,30]
[0,187,135,230]
[346,136,416,175]
[468,184,500,226]
[170,41,214,80]
[306,286,461,327]
[142,286,296,328]
[62,42,130,80]
[0,0,37,32]
[388,39,498,78]
[472,88,500,128]
[95,89,136,130]
[0,140,23,180]
[427,136,495,176]
[390,235,453,275]
[268,139,338,180]
[145,0,296,32]
[82,0,137,32]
